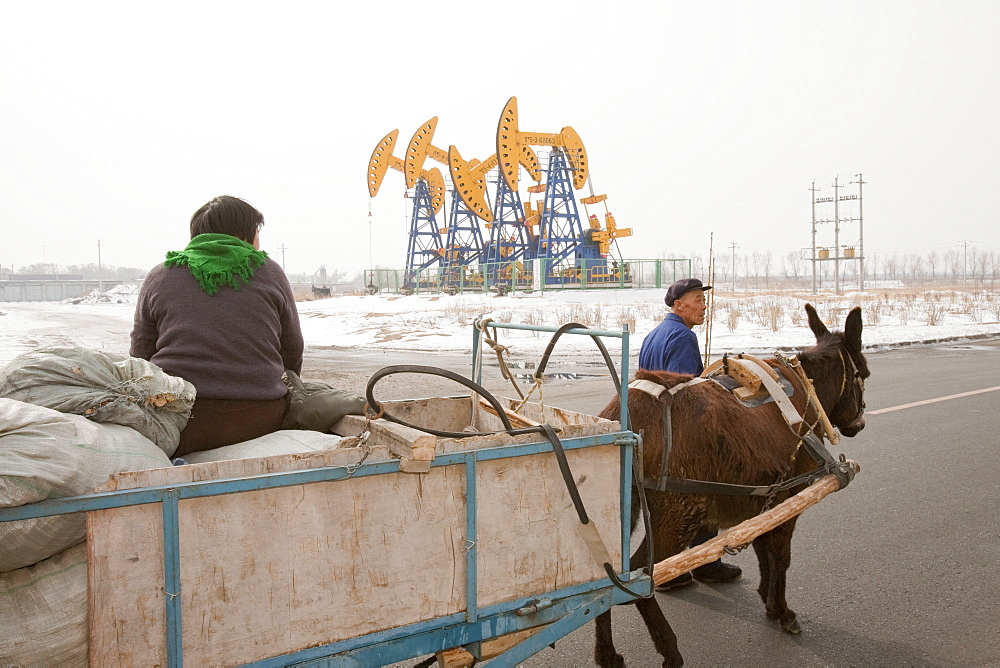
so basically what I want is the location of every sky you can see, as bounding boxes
[2,1,999,278]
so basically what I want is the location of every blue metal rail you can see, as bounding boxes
[1,321,642,666]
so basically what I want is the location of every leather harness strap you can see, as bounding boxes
[742,358,804,427]
[628,377,709,488]
[631,358,856,496]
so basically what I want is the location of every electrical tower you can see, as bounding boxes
[809,174,866,294]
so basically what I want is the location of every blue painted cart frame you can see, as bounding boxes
[0,322,647,667]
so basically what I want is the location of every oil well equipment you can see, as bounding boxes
[367,97,632,292]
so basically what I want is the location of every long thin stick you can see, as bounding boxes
[650,461,859,586]
[703,233,715,367]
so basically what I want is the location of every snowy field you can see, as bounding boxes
[2,286,1000,367]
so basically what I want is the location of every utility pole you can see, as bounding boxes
[961,240,969,288]
[729,242,738,294]
[278,244,287,271]
[368,201,374,272]
[853,173,866,290]
[832,176,841,295]
[810,180,819,294]
[97,239,104,293]
[704,233,715,368]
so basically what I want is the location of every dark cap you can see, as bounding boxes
[664,278,712,306]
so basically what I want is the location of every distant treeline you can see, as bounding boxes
[674,248,1000,290]
[3,263,148,281]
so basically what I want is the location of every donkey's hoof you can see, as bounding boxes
[781,617,801,634]
[596,651,625,668]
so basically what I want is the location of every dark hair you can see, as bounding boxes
[189,196,265,242]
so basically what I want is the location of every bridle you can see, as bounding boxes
[833,349,866,429]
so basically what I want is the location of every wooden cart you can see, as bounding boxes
[2,322,648,667]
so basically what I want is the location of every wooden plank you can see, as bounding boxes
[437,646,476,667]
[332,414,436,472]
[735,354,783,382]
[100,446,391,491]
[436,626,548,666]
[477,625,548,660]
[477,397,543,428]
[650,462,859,586]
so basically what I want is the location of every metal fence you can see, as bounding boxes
[366,258,692,296]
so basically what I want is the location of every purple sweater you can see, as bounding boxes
[130,258,304,401]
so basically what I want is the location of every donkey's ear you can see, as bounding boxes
[844,306,863,352]
[805,303,829,339]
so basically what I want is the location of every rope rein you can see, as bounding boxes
[365,324,654,601]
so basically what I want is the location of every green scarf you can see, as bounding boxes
[164,233,268,296]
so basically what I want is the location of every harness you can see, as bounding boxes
[634,353,857,498]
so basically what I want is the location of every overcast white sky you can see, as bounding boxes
[2,1,998,277]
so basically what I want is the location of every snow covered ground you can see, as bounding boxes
[2,286,999,367]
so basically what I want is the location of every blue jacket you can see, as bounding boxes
[637,312,704,375]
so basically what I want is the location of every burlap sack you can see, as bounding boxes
[0,398,171,571]
[183,429,351,464]
[281,370,365,433]
[0,347,196,456]
[0,542,88,667]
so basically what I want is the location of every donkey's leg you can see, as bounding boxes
[594,608,624,668]
[635,596,684,667]
[613,530,685,668]
[752,521,801,634]
[752,539,772,608]
[594,496,691,668]
[635,499,695,667]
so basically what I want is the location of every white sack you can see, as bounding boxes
[0,347,196,456]
[183,429,349,464]
[0,398,171,572]
[0,542,88,668]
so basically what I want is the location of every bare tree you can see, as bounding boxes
[926,251,939,279]
[883,255,899,282]
[867,252,879,283]
[975,249,988,289]
[690,253,705,278]
[16,263,60,275]
[944,249,961,281]
[752,252,766,288]
[716,262,730,287]
[761,251,773,287]
[910,254,925,286]
[782,251,802,283]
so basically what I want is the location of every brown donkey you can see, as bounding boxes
[594,303,869,667]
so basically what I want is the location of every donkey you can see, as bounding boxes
[594,303,868,667]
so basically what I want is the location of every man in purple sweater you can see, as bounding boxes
[130,196,304,457]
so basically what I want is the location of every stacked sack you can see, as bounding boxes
[0,349,364,664]
[0,347,184,666]
[0,346,197,456]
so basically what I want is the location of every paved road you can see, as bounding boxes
[530,340,1000,667]
[309,339,1000,667]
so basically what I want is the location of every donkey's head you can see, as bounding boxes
[804,304,869,437]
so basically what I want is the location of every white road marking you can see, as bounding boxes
[867,386,1000,415]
